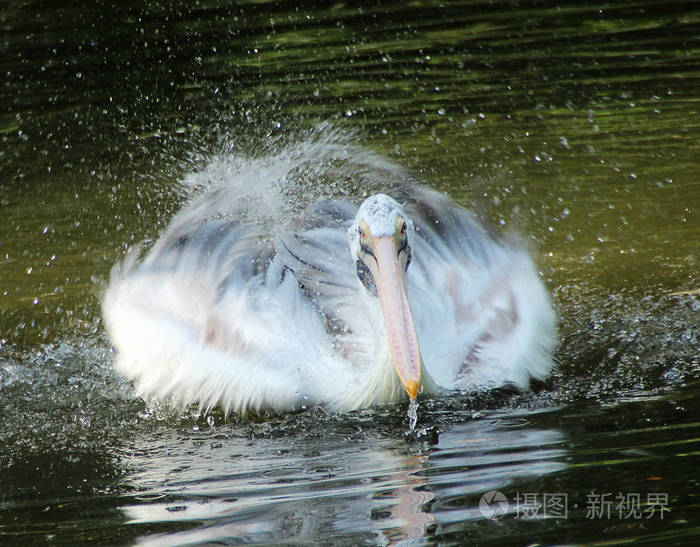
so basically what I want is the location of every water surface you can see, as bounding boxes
[1,1,698,545]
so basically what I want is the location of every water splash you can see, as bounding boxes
[176,124,415,229]
[407,398,419,431]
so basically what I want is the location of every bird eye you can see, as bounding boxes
[400,221,406,235]
[358,226,366,239]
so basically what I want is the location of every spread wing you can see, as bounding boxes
[402,187,556,390]
[103,206,354,414]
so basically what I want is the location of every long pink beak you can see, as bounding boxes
[370,236,422,400]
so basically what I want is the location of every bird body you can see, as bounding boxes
[103,152,556,415]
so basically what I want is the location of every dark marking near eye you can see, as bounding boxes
[359,240,375,259]
[398,238,412,270]
[355,259,377,296]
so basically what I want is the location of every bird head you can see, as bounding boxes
[348,194,422,400]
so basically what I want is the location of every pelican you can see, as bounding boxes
[103,182,556,414]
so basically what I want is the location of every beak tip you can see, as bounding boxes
[405,379,420,400]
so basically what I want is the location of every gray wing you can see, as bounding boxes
[399,187,556,390]
[136,219,276,298]
[403,186,497,268]
[274,198,360,325]
[120,197,360,329]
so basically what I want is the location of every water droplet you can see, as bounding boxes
[407,399,418,431]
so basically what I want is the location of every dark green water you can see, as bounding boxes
[1,1,698,545]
